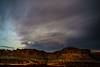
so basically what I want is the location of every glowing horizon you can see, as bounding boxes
[0,17,25,49]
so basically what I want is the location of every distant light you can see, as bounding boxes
[22,44,26,47]
[27,41,35,45]
[27,41,32,44]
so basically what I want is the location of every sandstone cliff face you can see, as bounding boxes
[46,47,96,66]
[61,47,94,62]
[0,47,99,65]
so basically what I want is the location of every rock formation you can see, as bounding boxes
[0,47,100,66]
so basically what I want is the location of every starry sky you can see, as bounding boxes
[0,0,100,52]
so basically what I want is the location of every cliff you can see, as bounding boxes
[0,47,100,66]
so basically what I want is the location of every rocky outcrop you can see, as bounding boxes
[0,47,100,66]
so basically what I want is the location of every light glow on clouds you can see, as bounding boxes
[0,0,99,51]
[0,18,24,49]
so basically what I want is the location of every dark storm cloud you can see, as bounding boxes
[0,0,100,51]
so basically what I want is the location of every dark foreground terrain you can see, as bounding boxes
[0,65,61,67]
[0,65,100,67]
[1,62,100,67]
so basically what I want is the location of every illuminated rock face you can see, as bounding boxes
[61,47,94,62]
[0,47,99,66]
[47,47,95,66]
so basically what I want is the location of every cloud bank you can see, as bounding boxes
[0,0,100,51]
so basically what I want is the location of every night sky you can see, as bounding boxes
[0,0,100,52]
